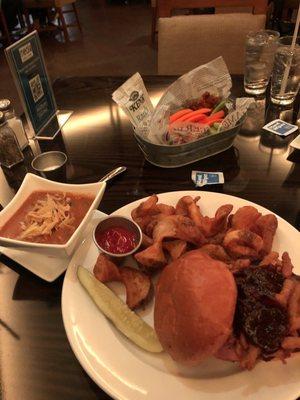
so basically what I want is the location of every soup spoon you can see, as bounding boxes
[99,166,127,183]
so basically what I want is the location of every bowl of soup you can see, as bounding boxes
[0,173,106,258]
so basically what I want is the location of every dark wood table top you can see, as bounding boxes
[0,75,299,400]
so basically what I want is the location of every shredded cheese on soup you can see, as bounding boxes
[18,193,75,240]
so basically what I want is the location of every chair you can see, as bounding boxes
[23,0,82,42]
[157,0,268,17]
[151,0,157,44]
[281,0,298,21]
[0,9,12,45]
[152,0,194,44]
[157,0,267,75]
[151,0,219,44]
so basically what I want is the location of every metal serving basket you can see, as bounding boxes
[133,116,246,168]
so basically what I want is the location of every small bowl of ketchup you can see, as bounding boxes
[93,216,142,258]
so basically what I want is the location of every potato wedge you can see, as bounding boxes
[120,267,151,310]
[93,253,121,282]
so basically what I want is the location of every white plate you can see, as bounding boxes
[62,191,300,400]
[0,210,107,282]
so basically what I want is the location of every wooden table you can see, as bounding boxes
[0,75,299,400]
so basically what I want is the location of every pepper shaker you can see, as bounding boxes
[0,99,29,150]
[0,112,24,168]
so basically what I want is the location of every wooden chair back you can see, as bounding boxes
[158,12,266,74]
[23,0,81,42]
[157,0,268,17]
[282,0,299,20]
[0,9,12,44]
[22,0,75,8]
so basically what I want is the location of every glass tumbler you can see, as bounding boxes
[271,36,300,106]
[244,30,280,95]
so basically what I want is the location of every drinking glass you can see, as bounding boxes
[244,30,280,95]
[271,36,300,105]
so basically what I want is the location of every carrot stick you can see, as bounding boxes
[169,109,192,123]
[204,110,225,125]
[183,108,211,118]
[207,118,223,126]
[207,110,225,120]
[183,109,211,122]
[179,108,212,122]
[185,114,208,123]
[194,108,211,114]
[173,111,195,123]
[206,116,223,123]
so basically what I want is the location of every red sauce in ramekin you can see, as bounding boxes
[95,226,137,254]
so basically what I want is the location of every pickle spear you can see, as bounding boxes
[77,266,163,353]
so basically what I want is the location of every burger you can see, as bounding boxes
[154,250,237,366]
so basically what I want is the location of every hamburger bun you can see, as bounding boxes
[154,249,237,366]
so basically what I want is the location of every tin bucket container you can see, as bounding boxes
[133,116,246,168]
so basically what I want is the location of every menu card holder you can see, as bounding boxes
[5,31,72,141]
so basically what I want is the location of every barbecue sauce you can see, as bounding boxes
[234,265,288,354]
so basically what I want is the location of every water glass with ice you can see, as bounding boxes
[244,30,280,95]
[271,36,300,105]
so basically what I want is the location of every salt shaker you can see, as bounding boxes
[0,111,24,168]
[0,99,29,150]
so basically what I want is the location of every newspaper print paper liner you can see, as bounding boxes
[149,57,233,143]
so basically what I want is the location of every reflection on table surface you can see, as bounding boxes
[0,75,299,400]
[1,75,299,224]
